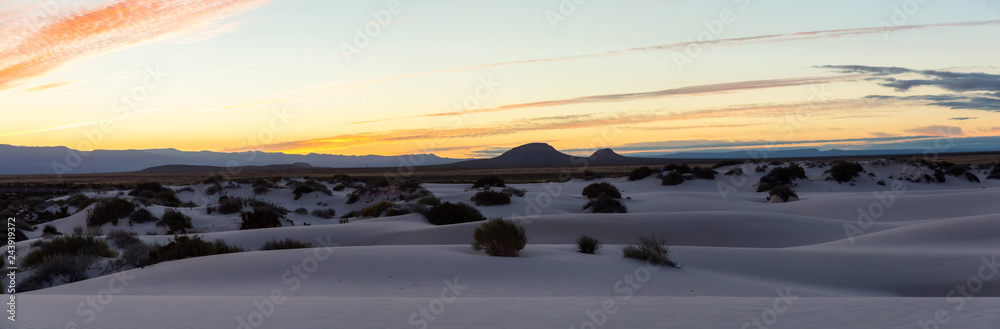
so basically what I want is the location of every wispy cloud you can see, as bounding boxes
[826,65,1000,112]
[949,117,977,121]
[241,98,867,154]
[22,80,72,92]
[0,0,272,90]
[903,125,965,137]
[350,75,863,124]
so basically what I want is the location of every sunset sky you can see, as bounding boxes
[2,0,1000,158]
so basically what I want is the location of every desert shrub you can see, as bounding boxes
[416,196,442,207]
[757,164,807,192]
[360,201,395,217]
[471,218,527,257]
[724,168,744,176]
[240,207,283,230]
[426,202,485,225]
[712,159,746,169]
[472,176,506,189]
[158,209,193,234]
[829,161,864,183]
[398,178,422,190]
[261,238,313,251]
[128,208,158,224]
[579,170,603,181]
[933,169,947,183]
[85,226,103,236]
[120,241,154,268]
[628,166,657,181]
[691,167,717,180]
[129,182,166,196]
[105,229,142,248]
[964,172,981,183]
[149,235,242,263]
[622,235,677,267]
[12,229,27,242]
[17,254,91,291]
[754,166,767,173]
[501,187,526,197]
[582,182,621,199]
[66,193,96,210]
[217,196,243,214]
[294,207,308,214]
[576,235,601,254]
[471,190,511,206]
[21,235,116,269]
[204,185,222,196]
[583,196,627,213]
[346,194,360,204]
[87,198,135,226]
[332,184,346,191]
[291,180,332,200]
[253,185,270,195]
[340,210,359,219]
[43,224,60,236]
[988,165,1000,180]
[311,208,337,219]
[661,171,685,186]
[674,164,692,174]
[768,184,798,202]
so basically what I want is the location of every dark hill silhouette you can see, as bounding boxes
[138,162,314,173]
[427,143,670,170]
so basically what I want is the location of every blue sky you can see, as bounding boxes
[2,0,999,157]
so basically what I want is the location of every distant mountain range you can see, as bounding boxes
[1,143,995,175]
[0,144,462,175]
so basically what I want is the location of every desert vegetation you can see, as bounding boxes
[576,235,601,254]
[425,202,485,225]
[757,164,807,192]
[471,218,527,257]
[622,235,677,267]
[471,190,511,206]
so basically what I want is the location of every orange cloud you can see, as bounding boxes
[350,74,865,124]
[242,98,867,154]
[0,0,272,90]
[22,80,72,92]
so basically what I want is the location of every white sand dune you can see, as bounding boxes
[14,161,1000,328]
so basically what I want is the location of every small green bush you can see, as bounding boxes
[576,235,601,254]
[757,164,807,192]
[829,161,864,183]
[311,208,337,219]
[416,196,442,207]
[260,238,313,251]
[691,167,717,180]
[582,182,621,199]
[21,235,116,269]
[661,171,685,186]
[158,209,193,234]
[622,235,677,267]
[583,196,627,213]
[128,208,158,224]
[42,225,60,236]
[472,176,506,189]
[471,218,527,257]
[217,196,243,214]
[149,235,242,263]
[768,184,798,202]
[426,202,485,225]
[105,229,142,248]
[240,207,283,230]
[360,201,395,217]
[294,207,308,214]
[471,190,511,206]
[17,254,91,291]
[628,167,656,181]
[87,198,135,226]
